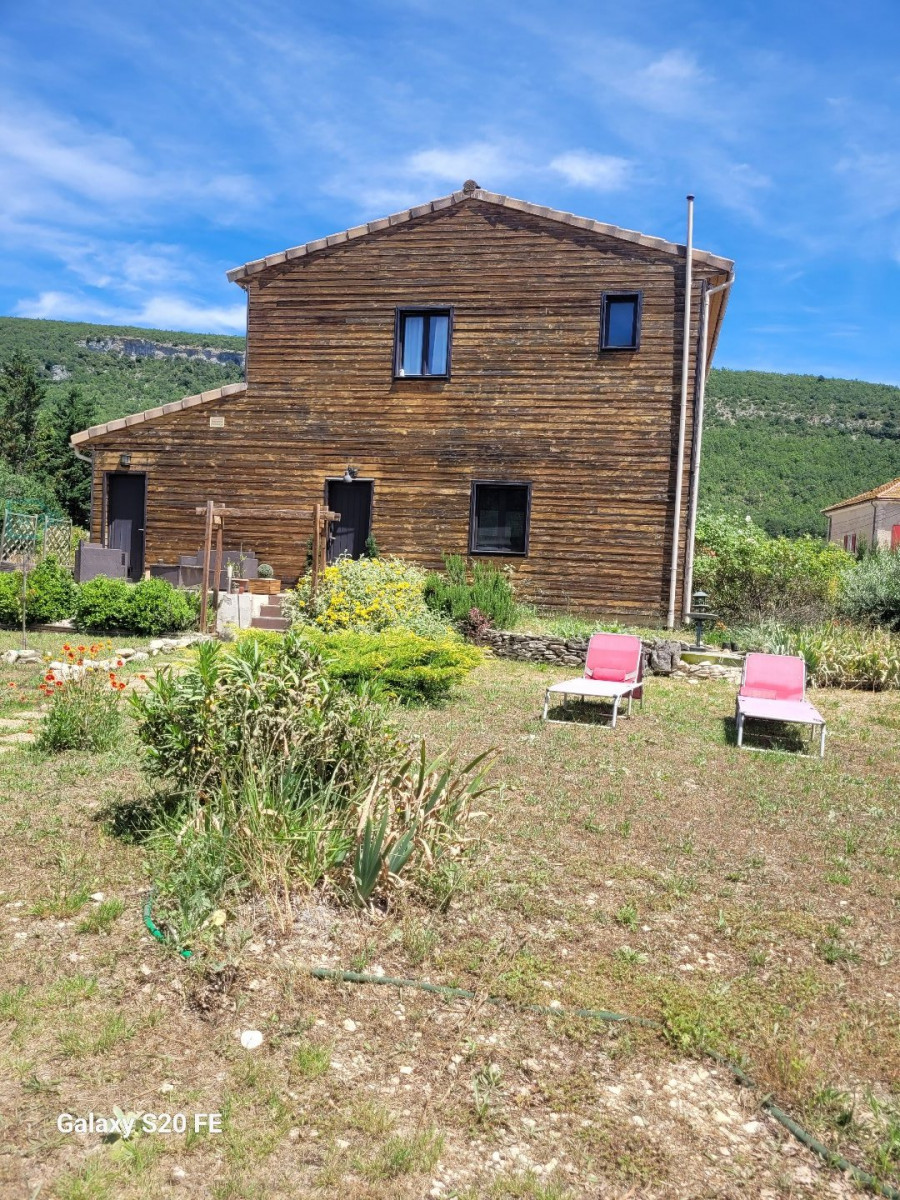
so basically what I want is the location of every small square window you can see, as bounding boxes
[600,292,642,350]
[395,309,452,377]
[470,481,531,556]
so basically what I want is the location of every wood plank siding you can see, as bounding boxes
[82,199,730,619]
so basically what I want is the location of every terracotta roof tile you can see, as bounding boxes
[822,477,900,513]
[71,382,247,446]
[226,188,734,284]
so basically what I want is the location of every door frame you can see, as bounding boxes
[102,470,148,579]
[324,477,375,562]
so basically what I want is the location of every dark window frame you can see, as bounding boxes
[393,306,454,379]
[599,291,643,351]
[469,480,532,557]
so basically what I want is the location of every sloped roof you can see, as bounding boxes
[822,477,900,513]
[226,186,735,284]
[71,382,247,446]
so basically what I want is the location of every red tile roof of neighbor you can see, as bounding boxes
[822,477,900,513]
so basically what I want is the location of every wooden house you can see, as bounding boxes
[72,184,733,621]
[823,478,900,553]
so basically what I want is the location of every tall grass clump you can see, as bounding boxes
[839,549,900,630]
[734,620,900,690]
[129,634,492,940]
[424,555,518,631]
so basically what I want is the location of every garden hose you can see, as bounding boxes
[310,967,900,1200]
[142,890,192,959]
[141,899,899,1198]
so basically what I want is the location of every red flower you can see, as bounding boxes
[44,672,55,682]
[62,643,71,651]
[6,682,16,688]
[55,681,64,689]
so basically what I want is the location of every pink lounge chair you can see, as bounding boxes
[542,633,644,727]
[735,652,826,758]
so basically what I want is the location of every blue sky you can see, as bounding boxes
[2,0,899,383]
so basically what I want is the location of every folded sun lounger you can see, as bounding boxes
[735,652,826,758]
[542,633,643,727]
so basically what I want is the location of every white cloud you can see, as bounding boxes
[405,142,521,185]
[14,290,245,334]
[549,151,632,190]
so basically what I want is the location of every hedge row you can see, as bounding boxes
[0,559,199,635]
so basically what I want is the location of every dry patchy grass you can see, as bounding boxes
[0,650,897,1198]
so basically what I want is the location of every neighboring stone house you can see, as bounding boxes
[822,478,900,553]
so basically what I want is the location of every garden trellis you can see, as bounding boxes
[0,503,73,570]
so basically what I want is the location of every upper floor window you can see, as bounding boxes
[469,481,531,556]
[600,292,642,351]
[395,308,452,378]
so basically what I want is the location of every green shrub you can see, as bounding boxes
[0,571,22,626]
[36,663,126,752]
[303,628,482,704]
[424,556,518,629]
[732,620,900,689]
[257,562,274,579]
[286,555,451,637]
[0,556,77,628]
[73,576,197,634]
[839,550,900,630]
[693,511,852,623]
[73,576,132,631]
[126,577,197,635]
[130,634,491,934]
[25,556,77,623]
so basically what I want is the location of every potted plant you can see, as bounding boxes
[231,549,251,594]
[248,563,281,595]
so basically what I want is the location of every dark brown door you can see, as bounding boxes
[106,473,146,580]
[326,481,372,562]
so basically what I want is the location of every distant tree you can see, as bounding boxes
[0,351,45,472]
[36,386,96,526]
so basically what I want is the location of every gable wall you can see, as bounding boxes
[87,201,726,618]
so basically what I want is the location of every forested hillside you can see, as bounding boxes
[0,318,898,538]
[703,369,900,536]
[0,318,245,424]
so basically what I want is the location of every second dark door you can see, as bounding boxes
[326,480,373,562]
[106,472,146,580]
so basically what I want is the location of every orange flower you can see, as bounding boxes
[44,672,55,682]
[6,682,16,688]
[55,680,64,688]
[77,645,86,652]
[116,659,124,668]
[138,674,146,680]
[62,643,71,651]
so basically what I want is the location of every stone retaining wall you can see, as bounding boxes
[479,630,684,672]
[478,630,743,682]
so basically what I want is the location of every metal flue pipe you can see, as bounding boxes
[666,195,694,629]
[681,270,736,619]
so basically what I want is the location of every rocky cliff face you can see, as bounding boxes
[79,337,245,368]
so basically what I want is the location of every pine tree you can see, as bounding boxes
[0,351,45,472]
[36,386,96,526]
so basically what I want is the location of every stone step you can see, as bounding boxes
[259,603,284,618]
[249,616,290,631]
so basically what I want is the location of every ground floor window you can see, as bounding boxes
[842,532,857,552]
[469,481,531,555]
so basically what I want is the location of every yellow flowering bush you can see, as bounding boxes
[286,556,452,637]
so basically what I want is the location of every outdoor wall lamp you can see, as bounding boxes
[342,465,358,483]
[119,453,131,467]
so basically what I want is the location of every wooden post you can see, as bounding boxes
[199,499,214,633]
[309,503,321,610]
[212,516,224,629]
